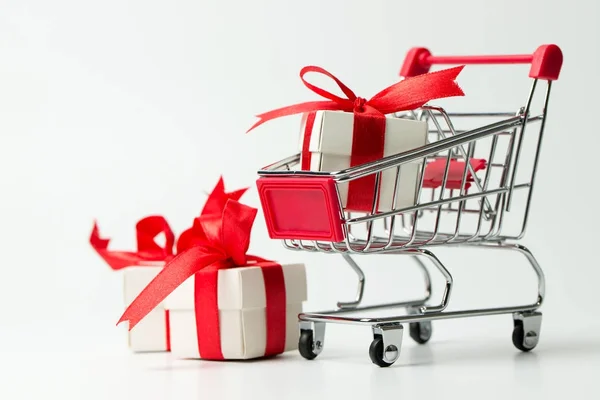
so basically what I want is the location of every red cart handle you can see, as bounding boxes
[400,44,563,81]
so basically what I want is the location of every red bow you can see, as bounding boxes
[175,177,248,253]
[90,177,248,270]
[117,197,267,330]
[247,65,465,132]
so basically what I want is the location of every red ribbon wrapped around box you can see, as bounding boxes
[247,65,465,210]
[113,181,290,360]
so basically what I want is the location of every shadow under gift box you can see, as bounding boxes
[123,264,171,352]
[164,263,307,360]
[300,111,428,212]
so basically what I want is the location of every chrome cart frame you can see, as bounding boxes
[256,45,562,366]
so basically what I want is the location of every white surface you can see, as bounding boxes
[2,317,600,399]
[303,110,426,210]
[2,0,600,398]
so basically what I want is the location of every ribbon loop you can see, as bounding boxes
[300,65,357,106]
[135,216,175,257]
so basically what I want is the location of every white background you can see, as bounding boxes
[1,0,599,399]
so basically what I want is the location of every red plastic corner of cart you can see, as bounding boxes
[256,177,345,242]
[529,44,563,81]
[399,47,432,77]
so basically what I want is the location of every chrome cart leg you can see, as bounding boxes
[333,253,433,312]
[410,249,453,314]
[406,256,434,344]
[467,242,545,310]
[370,324,404,367]
[510,244,545,308]
[298,321,326,360]
[412,255,433,304]
[466,242,545,351]
[512,311,542,352]
[337,254,366,309]
[507,245,544,352]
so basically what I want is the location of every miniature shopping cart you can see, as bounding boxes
[256,44,563,367]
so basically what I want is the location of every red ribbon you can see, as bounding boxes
[164,309,171,351]
[115,194,287,359]
[247,65,465,132]
[92,178,288,358]
[90,216,175,270]
[90,177,248,269]
[247,65,465,211]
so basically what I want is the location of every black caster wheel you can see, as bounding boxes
[512,321,537,352]
[298,330,319,360]
[369,337,396,367]
[409,321,432,344]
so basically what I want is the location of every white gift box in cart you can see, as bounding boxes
[299,110,428,212]
[123,265,170,352]
[164,263,307,359]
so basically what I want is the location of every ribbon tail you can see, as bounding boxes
[117,248,224,330]
[90,221,110,250]
[89,222,134,270]
[369,66,465,114]
[246,100,345,133]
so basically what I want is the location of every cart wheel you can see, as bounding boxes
[511,311,542,352]
[369,337,395,368]
[512,321,536,352]
[298,330,319,360]
[409,321,432,344]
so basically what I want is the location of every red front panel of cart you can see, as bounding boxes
[256,177,345,243]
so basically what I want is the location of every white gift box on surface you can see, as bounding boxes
[123,265,171,352]
[300,111,428,212]
[164,263,307,360]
